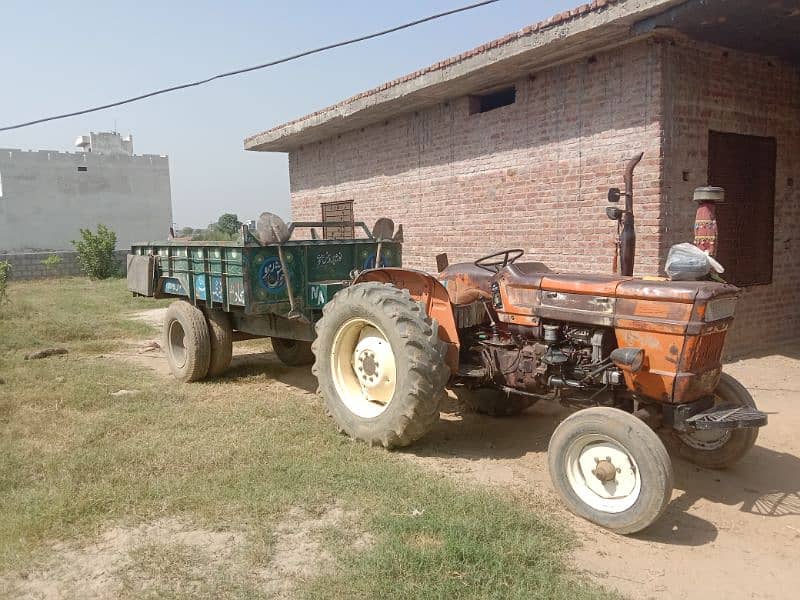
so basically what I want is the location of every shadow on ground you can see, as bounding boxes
[402,394,800,550]
[212,352,318,395]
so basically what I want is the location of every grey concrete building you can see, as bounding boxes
[0,132,172,252]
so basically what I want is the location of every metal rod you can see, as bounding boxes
[276,245,304,321]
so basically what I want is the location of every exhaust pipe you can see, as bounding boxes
[619,152,643,277]
[607,153,643,277]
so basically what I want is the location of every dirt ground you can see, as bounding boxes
[408,351,800,600]
[125,309,800,599]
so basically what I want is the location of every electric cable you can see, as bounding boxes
[0,0,501,132]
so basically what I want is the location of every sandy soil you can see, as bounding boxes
[121,309,800,599]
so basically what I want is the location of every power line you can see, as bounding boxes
[0,0,501,133]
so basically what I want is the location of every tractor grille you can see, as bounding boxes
[686,331,726,372]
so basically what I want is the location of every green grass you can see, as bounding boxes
[0,278,616,599]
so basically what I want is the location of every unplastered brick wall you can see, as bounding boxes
[289,39,664,275]
[0,250,128,280]
[661,39,800,355]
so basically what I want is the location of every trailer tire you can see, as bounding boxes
[312,282,449,449]
[458,387,535,417]
[203,307,233,377]
[676,373,759,469]
[548,407,673,534]
[163,301,211,382]
[272,337,314,366]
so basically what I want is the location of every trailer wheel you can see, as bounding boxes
[548,407,673,534]
[458,387,535,417]
[271,337,314,366]
[312,282,449,449]
[676,373,759,469]
[163,301,211,382]
[203,307,233,377]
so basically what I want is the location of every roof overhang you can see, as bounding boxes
[245,0,799,153]
[633,0,800,65]
[245,0,686,153]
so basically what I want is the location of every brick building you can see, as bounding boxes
[245,0,799,356]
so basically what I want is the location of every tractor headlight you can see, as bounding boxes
[610,348,644,373]
[705,297,737,322]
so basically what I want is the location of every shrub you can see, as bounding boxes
[41,254,63,270]
[72,225,119,279]
[0,260,10,304]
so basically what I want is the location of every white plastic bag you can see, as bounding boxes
[665,243,724,281]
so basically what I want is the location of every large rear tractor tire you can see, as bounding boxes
[203,307,233,377]
[459,387,535,417]
[548,407,674,534]
[163,301,211,382]
[312,282,449,449]
[272,337,315,366]
[676,373,759,469]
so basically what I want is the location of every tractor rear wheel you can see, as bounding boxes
[548,407,673,534]
[163,301,211,382]
[676,373,759,469]
[272,337,314,366]
[312,282,449,449]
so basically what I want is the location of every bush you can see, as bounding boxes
[0,260,10,304]
[72,225,119,279]
[41,254,63,270]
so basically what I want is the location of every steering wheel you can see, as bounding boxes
[474,249,524,273]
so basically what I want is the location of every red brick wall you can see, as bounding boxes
[290,40,665,275]
[288,36,799,356]
[661,39,800,355]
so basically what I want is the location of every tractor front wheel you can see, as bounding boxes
[312,282,449,449]
[548,407,673,534]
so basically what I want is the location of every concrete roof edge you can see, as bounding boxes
[244,0,681,152]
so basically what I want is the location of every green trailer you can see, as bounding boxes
[127,215,402,381]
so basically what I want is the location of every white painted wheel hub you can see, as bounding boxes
[331,318,397,419]
[564,434,641,513]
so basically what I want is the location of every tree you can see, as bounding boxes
[217,213,241,236]
[180,226,194,237]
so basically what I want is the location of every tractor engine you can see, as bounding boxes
[469,322,620,396]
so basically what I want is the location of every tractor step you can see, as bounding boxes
[684,403,767,430]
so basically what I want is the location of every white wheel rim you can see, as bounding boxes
[330,318,397,419]
[564,434,642,514]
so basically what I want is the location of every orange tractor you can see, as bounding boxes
[312,155,766,534]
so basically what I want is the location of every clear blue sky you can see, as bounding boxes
[0,0,576,228]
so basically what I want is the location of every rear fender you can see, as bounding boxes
[354,268,459,375]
